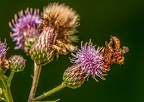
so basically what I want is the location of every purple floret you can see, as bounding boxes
[0,40,7,57]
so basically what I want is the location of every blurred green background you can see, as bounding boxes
[0,0,144,102]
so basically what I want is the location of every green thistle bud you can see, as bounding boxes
[63,64,86,89]
[30,32,55,65]
[9,55,26,72]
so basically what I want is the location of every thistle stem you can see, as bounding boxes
[34,83,66,101]
[0,75,14,102]
[28,63,42,102]
[33,98,60,102]
[7,71,15,86]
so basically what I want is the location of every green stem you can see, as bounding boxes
[34,83,66,101]
[33,98,60,102]
[7,71,15,86]
[0,75,14,102]
[28,63,42,102]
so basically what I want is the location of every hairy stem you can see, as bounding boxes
[0,75,14,102]
[28,63,42,102]
[34,83,66,101]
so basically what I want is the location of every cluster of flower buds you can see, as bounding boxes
[0,40,25,101]
[9,2,80,66]
[0,39,26,76]
[8,2,129,90]
[62,38,128,89]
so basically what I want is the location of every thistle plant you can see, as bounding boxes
[0,2,129,102]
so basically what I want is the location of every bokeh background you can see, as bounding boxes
[0,0,144,102]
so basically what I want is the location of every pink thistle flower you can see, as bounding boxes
[70,40,106,81]
[0,39,9,70]
[9,8,41,54]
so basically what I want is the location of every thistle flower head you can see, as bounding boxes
[30,32,55,65]
[0,39,7,58]
[30,3,80,65]
[9,8,41,54]
[63,64,86,89]
[70,40,106,81]
[38,2,80,56]
[9,55,26,72]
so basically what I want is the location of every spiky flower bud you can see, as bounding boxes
[63,64,86,89]
[70,40,106,82]
[30,3,80,65]
[9,8,41,54]
[9,55,26,72]
[30,32,55,65]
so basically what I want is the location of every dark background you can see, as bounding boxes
[0,0,144,102]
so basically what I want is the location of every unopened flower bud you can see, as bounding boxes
[30,33,55,65]
[63,64,86,89]
[9,55,26,72]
